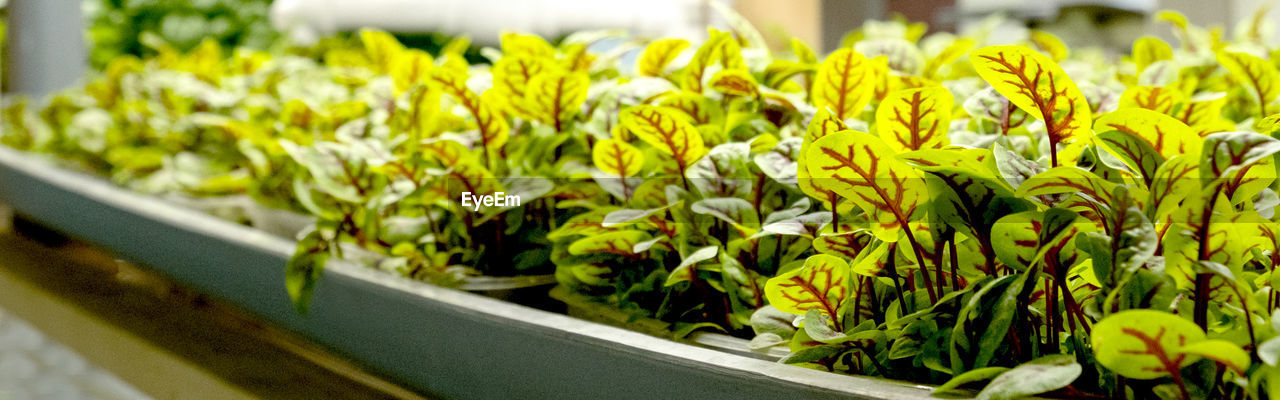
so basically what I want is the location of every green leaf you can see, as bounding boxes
[691,197,760,234]
[666,246,719,286]
[934,367,1010,395]
[286,231,329,313]
[1179,339,1250,375]
[976,354,1082,400]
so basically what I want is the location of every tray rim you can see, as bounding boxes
[0,146,940,400]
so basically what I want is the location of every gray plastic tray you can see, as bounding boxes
[0,146,936,400]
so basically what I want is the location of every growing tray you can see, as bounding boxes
[0,146,937,400]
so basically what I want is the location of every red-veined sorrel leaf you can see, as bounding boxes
[524,69,590,131]
[798,108,847,208]
[1093,130,1164,187]
[1177,92,1228,128]
[805,131,928,241]
[1132,36,1173,75]
[592,138,644,177]
[548,208,621,240]
[1162,194,1253,288]
[1217,51,1280,116]
[359,28,405,74]
[1016,166,1118,208]
[1091,309,1204,380]
[1094,107,1201,158]
[762,59,814,89]
[1147,155,1199,221]
[709,69,760,97]
[491,54,549,119]
[1029,30,1068,61]
[1201,131,1280,181]
[971,45,1091,166]
[429,68,510,152]
[691,197,760,235]
[619,105,707,167]
[764,254,850,320]
[421,137,472,166]
[500,32,556,59]
[975,354,1081,400]
[658,91,722,126]
[1180,340,1251,376]
[568,230,650,256]
[1117,85,1184,116]
[636,38,690,77]
[813,231,873,259]
[876,87,953,153]
[391,49,432,95]
[990,210,1086,271]
[922,38,974,81]
[678,29,742,92]
[812,48,874,120]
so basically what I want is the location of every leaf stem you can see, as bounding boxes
[899,226,939,302]
[884,243,911,313]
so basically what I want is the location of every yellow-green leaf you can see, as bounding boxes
[708,69,759,97]
[971,45,1092,166]
[678,29,739,92]
[430,68,510,151]
[813,48,874,120]
[1148,155,1200,221]
[876,87,953,153]
[1217,51,1280,116]
[1132,36,1173,75]
[501,31,555,59]
[764,254,850,320]
[798,108,848,207]
[524,69,590,131]
[805,131,928,241]
[1093,108,1201,158]
[790,37,818,64]
[1092,309,1204,380]
[1016,166,1118,209]
[592,139,644,177]
[360,28,405,74]
[1118,86,1184,115]
[568,230,650,256]
[1179,340,1251,375]
[637,38,690,77]
[491,54,549,118]
[657,91,722,126]
[1029,30,1068,62]
[391,49,433,95]
[619,105,707,167]
[923,38,974,80]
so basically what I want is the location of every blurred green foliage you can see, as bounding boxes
[83,0,277,69]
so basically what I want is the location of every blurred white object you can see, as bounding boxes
[271,0,713,45]
[7,0,87,98]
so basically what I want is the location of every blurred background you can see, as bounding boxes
[2,0,1278,97]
